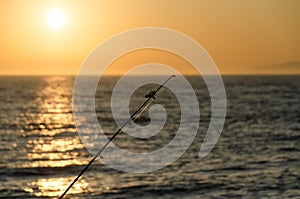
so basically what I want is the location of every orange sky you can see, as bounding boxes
[0,0,299,75]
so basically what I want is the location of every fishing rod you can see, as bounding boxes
[59,75,175,199]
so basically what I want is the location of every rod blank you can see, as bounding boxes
[59,75,175,199]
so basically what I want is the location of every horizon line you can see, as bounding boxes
[0,73,300,77]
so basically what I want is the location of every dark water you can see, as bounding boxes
[0,76,299,198]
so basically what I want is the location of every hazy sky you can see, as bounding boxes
[0,0,299,75]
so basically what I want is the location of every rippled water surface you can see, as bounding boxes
[0,76,299,198]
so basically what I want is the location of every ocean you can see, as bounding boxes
[0,75,299,198]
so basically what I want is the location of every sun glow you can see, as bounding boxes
[46,8,66,29]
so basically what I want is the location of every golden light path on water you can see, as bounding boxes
[27,137,86,168]
[20,76,150,197]
[24,174,117,197]
[25,77,87,166]
[24,177,88,197]
[23,77,94,197]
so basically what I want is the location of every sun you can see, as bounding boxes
[46,9,66,29]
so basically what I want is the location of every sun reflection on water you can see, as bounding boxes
[25,177,89,197]
[27,76,74,137]
[27,137,88,168]
[28,137,84,153]
[25,77,89,168]
[22,77,92,197]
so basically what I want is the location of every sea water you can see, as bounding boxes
[0,76,299,198]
